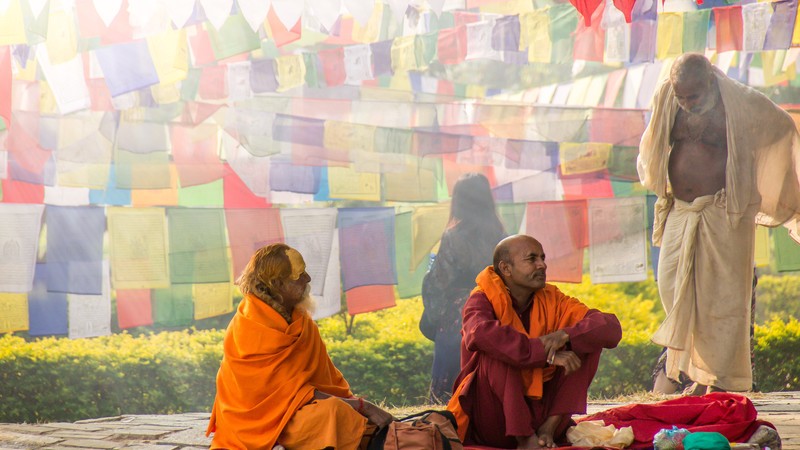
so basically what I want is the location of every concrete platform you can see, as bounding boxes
[1,392,798,449]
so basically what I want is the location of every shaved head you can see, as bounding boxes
[493,234,541,273]
[670,53,713,87]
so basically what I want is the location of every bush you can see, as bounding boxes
[755,274,800,324]
[754,318,800,392]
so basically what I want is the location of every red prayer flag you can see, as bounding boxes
[345,284,396,315]
[223,164,271,208]
[318,48,346,87]
[561,170,615,200]
[116,289,154,329]
[437,26,468,65]
[613,0,636,23]
[0,46,10,129]
[573,0,606,61]
[198,65,228,100]
[74,0,133,45]
[267,6,302,47]
[189,25,217,66]
[570,0,604,26]
[1,178,44,203]
[225,209,284,277]
[170,124,225,187]
[590,108,646,146]
[715,6,744,53]
[526,201,588,283]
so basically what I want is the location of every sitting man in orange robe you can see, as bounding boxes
[448,234,622,449]
[207,243,393,450]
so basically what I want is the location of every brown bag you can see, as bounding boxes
[369,410,463,450]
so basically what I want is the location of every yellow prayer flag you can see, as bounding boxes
[754,225,770,267]
[193,282,234,320]
[352,2,383,44]
[384,157,439,202]
[465,84,486,99]
[275,54,306,92]
[391,36,418,73]
[411,204,450,270]
[0,0,27,45]
[520,9,551,63]
[323,121,376,152]
[560,142,612,175]
[328,166,381,201]
[38,81,58,114]
[0,293,28,333]
[108,207,171,289]
[794,7,800,46]
[46,9,78,64]
[762,50,795,86]
[656,13,684,60]
[147,29,189,86]
[388,73,414,92]
[151,84,181,104]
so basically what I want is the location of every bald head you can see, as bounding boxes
[670,53,713,88]
[493,234,542,273]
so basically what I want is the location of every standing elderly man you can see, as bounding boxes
[447,234,622,449]
[639,53,800,395]
[207,243,393,450]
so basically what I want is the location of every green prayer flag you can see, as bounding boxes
[152,284,194,327]
[774,226,800,272]
[611,180,648,197]
[178,179,224,207]
[375,127,413,154]
[683,10,711,53]
[303,53,321,88]
[180,68,202,101]
[114,149,171,189]
[497,203,526,235]
[416,32,439,67]
[395,211,429,298]
[549,4,577,65]
[167,208,230,283]
[208,13,261,60]
[608,146,640,181]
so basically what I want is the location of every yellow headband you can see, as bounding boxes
[285,248,306,280]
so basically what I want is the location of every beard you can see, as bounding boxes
[295,284,317,317]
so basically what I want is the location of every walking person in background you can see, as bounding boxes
[420,172,507,404]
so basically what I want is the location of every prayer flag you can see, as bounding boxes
[269,160,321,194]
[526,200,587,283]
[742,2,773,53]
[178,179,224,207]
[588,197,647,283]
[45,206,104,294]
[395,211,428,298]
[275,54,306,92]
[754,226,770,268]
[438,26,467,64]
[193,282,233,320]
[89,165,131,206]
[492,15,520,51]
[281,208,337,296]
[774,226,800,272]
[318,48,346,86]
[27,264,68,336]
[411,205,450,270]
[314,231,342,320]
[0,204,44,293]
[152,284,194,327]
[95,40,160,97]
[116,289,153,329]
[764,0,797,51]
[107,207,170,290]
[590,108,646,147]
[207,13,261,60]
[170,123,224,187]
[328,166,380,201]
[683,10,711,53]
[167,208,230,284]
[570,0,603,26]
[68,261,111,338]
[520,9,551,63]
[0,293,28,333]
[0,46,10,128]
[225,208,284,278]
[573,1,605,61]
[250,59,279,93]
[657,13,684,60]
[345,284,396,315]
[560,142,612,176]
[338,207,396,291]
[222,164,271,208]
[715,5,744,53]
[630,20,657,63]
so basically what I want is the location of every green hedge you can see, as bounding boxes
[2,276,799,423]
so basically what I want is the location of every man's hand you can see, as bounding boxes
[361,400,394,428]
[539,330,569,364]
[550,351,581,376]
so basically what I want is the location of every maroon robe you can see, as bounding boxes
[454,292,622,448]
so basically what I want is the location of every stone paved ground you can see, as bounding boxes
[1,392,799,449]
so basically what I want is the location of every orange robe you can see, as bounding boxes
[447,267,621,446]
[207,294,365,449]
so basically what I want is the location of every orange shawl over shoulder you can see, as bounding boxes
[449,266,589,439]
[207,294,353,450]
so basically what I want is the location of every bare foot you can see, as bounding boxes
[683,382,708,396]
[516,434,543,449]
[535,415,563,448]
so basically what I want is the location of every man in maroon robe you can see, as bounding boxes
[447,235,622,449]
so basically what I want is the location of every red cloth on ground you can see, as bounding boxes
[580,392,771,449]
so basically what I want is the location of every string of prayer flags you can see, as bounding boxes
[338,207,397,291]
[588,196,647,283]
